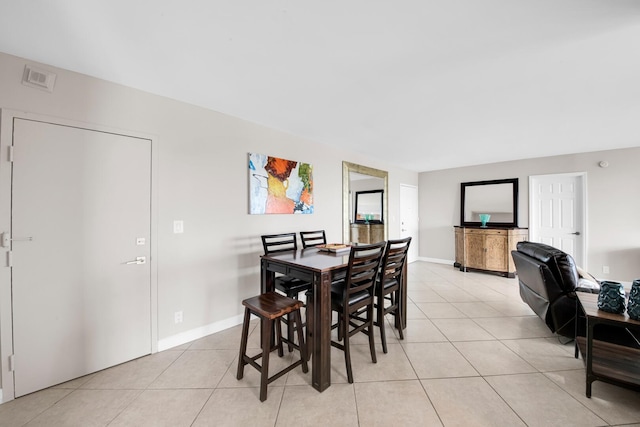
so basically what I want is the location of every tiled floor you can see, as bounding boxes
[2,261,639,426]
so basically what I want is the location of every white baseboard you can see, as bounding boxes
[418,257,455,265]
[157,314,245,352]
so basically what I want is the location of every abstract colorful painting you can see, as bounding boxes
[249,153,313,214]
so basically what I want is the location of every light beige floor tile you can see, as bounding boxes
[433,288,479,303]
[415,302,467,319]
[355,380,442,426]
[150,349,237,389]
[452,302,504,318]
[110,389,212,427]
[453,341,536,375]
[219,352,297,388]
[193,387,283,427]
[545,369,640,426]
[422,377,526,426]
[24,389,142,426]
[431,318,496,342]
[401,319,448,343]
[405,302,428,319]
[408,290,446,303]
[276,383,358,427]
[0,388,71,427]
[188,322,256,350]
[347,343,417,382]
[52,373,97,390]
[486,300,537,316]
[404,342,478,379]
[474,316,554,339]
[502,338,584,372]
[81,350,183,389]
[285,346,348,386]
[487,373,606,427]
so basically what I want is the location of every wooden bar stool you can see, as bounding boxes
[237,292,308,401]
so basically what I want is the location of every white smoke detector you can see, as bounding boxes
[22,65,56,92]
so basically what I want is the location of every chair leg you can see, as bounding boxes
[236,307,251,380]
[378,297,388,354]
[343,314,353,384]
[396,291,404,340]
[260,318,273,402]
[368,304,377,364]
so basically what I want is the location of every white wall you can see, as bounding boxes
[0,51,417,358]
[419,148,640,281]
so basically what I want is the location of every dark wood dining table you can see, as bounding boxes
[260,247,348,392]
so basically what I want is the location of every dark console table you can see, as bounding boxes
[575,292,640,397]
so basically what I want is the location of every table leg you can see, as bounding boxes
[311,271,332,392]
[586,320,594,398]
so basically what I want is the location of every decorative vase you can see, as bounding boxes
[597,281,626,314]
[479,213,490,228]
[627,279,640,320]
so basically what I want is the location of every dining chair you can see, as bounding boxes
[330,241,386,383]
[299,230,327,248]
[261,233,311,351]
[375,237,411,353]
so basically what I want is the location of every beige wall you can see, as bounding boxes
[419,148,640,281]
[0,51,417,355]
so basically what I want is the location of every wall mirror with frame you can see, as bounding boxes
[460,178,519,227]
[342,161,388,243]
[354,190,384,223]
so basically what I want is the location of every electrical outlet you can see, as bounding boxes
[174,311,183,324]
[602,266,610,274]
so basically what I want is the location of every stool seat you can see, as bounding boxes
[242,292,304,320]
[237,292,308,401]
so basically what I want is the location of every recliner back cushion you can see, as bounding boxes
[516,241,579,293]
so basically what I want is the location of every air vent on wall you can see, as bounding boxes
[22,65,56,92]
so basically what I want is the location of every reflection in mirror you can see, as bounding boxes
[342,162,388,243]
[461,178,518,227]
[354,190,383,223]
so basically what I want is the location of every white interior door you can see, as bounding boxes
[529,173,586,267]
[11,118,152,397]
[400,184,419,263]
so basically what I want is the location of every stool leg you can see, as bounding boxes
[260,318,272,402]
[293,309,309,373]
[275,316,284,357]
[286,313,295,352]
[236,307,251,380]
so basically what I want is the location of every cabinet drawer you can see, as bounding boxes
[465,228,507,235]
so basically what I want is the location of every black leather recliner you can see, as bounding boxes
[511,241,599,338]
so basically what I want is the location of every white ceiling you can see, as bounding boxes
[1,1,640,172]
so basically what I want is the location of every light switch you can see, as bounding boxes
[173,220,184,234]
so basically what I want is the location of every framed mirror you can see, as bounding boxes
[354,190,384,223]
[461,178,519,227]
[342,161,388,243]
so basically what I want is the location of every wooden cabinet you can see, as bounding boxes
[454,226,528,277]
[350,223,384,244]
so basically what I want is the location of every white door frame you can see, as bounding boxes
[399,184,419,263]
[0,109,159,402]
[528,172,587,268]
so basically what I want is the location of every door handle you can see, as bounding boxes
[570,232,581,236]
[1,232,33,247]
[125,256,146,265]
